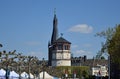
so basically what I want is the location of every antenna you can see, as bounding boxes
[54,8,56,15]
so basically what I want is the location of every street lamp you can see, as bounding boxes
[0,44,2,58]
[108,54,110,79]
[42,58,45,79]
[104,53,110,79]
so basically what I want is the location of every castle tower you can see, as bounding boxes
[51,35,71,66]
[48,12,71,66]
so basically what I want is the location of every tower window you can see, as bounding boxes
[58,45,62,50]
[64,45,69,50]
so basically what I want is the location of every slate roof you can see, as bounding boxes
[54,37,71,44]
[71,58,108,67]
[82,59,108,67]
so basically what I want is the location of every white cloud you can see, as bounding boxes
[73,49,94,58]
[69,24,93,33]
[76,50,88,54]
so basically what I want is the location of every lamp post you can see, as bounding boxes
[18,55,22,79]
[42,58,45,79]
[104,53,110,79]
[5,53,9,79]
[0,43,3,63]
[0,44,3,57]
[108,54,110,79]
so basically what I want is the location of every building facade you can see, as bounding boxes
[92,64,108,77]
[48,13,71,66]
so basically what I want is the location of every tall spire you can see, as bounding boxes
[51,9,58,44]
[54,8,56,15]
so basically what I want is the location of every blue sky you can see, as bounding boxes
[0,0,120,60]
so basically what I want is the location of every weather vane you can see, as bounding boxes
[61,33,63,37]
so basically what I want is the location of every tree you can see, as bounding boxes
[96,24,120,78]
[107,25,120,64]
[97,25,120,64]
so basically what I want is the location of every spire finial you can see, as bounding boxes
[54,8,56,15]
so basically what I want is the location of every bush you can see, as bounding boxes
[55,66,90,78]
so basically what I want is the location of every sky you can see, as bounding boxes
[0,0,120,60]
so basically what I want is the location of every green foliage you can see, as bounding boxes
[96,24,120,68]
[56,66,90,78]
[108,25,120,64]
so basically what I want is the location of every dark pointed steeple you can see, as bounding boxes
[51,9,58,44]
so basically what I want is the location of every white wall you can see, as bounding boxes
[92,65,108,77]
[52,60,71,66]
[52,48,71,66]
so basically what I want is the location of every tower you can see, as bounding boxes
[51,36,71,66]
[48,12,58,66]
[48,12,71,66]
